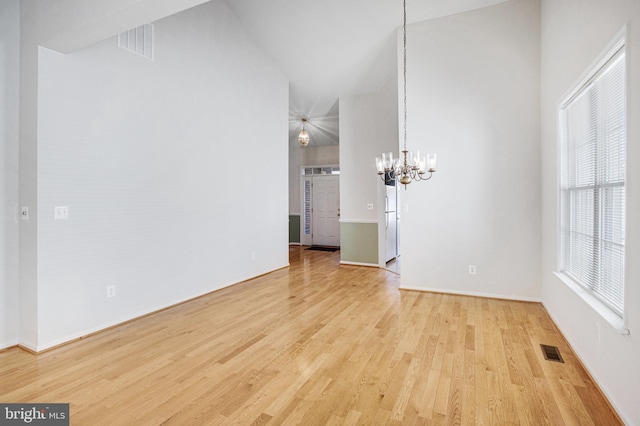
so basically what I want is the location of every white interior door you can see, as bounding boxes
[312,176,340,246]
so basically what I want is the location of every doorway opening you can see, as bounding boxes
[383,174,400,274]
[300,166,340,248]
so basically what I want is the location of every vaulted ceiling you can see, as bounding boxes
[226,0,510,147]
[32,0,510,148]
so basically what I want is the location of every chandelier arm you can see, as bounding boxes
[417,172,433,181]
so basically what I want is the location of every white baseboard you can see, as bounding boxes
[340,260,379,268]
[399,285,541,303]
[0,338,19,351]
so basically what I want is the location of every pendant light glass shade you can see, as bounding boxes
[298,118,310,147]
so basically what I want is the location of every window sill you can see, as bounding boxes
[553,272,629,334]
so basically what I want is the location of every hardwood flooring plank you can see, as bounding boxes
[574,380,621,426]
[0,247,622,425]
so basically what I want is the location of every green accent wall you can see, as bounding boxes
[340,222,378,265]
[289,215,301,243]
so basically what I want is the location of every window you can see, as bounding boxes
[303,179,312,236]
[559,41,626,316]
[302,166,340,176]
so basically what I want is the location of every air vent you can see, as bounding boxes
[540,344,564,363]
[118,24,154,60]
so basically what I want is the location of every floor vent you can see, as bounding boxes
[540,344,564,363]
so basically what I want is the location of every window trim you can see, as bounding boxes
[557,30,625,110]
[556,28,627,320]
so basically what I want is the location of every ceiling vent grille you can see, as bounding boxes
[118,24,154,60]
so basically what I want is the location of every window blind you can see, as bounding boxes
[560,48,626,316]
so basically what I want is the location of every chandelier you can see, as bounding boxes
[298,118,310,148]
[375,0,436,187]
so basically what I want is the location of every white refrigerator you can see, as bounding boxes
[385,181,398,263]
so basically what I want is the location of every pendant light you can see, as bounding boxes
[298,118,310,148]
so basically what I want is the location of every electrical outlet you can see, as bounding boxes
[107,285,116,298]
[54,206,69,220]
[468,265,477,275]
[21,207,29,221]
[367,203,374,210]
[251,251,256,261]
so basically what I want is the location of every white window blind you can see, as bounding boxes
[560,46,626,316]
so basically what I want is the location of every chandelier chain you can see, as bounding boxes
[374,0,436,187]
[403,0,407,152]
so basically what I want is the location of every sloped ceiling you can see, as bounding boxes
[29,0,510,148]
[226,0,510,147]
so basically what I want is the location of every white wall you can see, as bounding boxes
[18,0,213,351]
[34,0,288,350]
[339,76,398,266]
[339,76,398,224]
[540,1,640,423]
[339,93,378,224]
[400,0,541,300]
[0,0,21,348]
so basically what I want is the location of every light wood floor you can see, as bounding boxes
[1,246,621,425]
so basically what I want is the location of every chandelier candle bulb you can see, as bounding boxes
[383,152,393,169]
[427,153,437,172]
[412,150,421,167]
[418,157,426,172]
